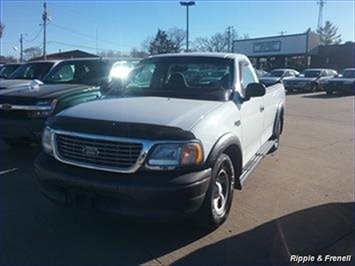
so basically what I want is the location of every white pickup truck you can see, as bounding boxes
[34,53,285,229]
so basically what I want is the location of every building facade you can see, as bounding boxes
[233,32,320,71]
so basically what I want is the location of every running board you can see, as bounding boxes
[239,140,276,186]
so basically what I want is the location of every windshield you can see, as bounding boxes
[304,70,320,78]
[342,70,355,78]
[0,64,21,78]
[44,60,113,85]
[107,57,234,101]
[9,62,54,80]
[268,70,284,77]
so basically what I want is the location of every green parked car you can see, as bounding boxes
[0,58,132,147]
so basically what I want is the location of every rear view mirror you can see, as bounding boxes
[245,83,266,100]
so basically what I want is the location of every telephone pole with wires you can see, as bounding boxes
[42,2,51,60]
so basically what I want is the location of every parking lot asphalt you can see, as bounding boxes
[1,92,354,266]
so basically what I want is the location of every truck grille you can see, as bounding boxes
[55,133,143,171]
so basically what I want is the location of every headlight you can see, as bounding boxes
[42,127,54,154]
[147,142,203,169]
[29,99,58,118]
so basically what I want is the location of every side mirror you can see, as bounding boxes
[245,83,266,100]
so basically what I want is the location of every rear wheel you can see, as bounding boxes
[197,153,235,229]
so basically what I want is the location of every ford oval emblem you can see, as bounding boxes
[1,104,12,111]
[82,146,100,157]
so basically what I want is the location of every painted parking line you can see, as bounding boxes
[0,168,19,175]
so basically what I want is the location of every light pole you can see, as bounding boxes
[180,1,195,52]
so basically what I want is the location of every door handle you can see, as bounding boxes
[260,106,265,112]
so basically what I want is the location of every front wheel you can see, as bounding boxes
[269,113,282,153]
[196,153,235,229]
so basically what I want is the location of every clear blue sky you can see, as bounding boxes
[1,0,354,57]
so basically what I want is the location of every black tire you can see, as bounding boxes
[1,138,31,148]
[269,112,282,153]
[287,88,293,94]
[196,153,235,229]
[311,83,318,93]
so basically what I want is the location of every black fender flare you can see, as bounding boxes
[205,133,243,189]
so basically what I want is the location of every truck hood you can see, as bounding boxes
[0,79,32,90]
[286,77,318,83]
[0,83,95,99]
[58,96,224,131]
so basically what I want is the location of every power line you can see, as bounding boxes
[49,22,128,48]
[23,26,43,42]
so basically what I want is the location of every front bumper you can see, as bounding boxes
[0,117,46,142]
[34,153,212,219]
[324,83,354,94]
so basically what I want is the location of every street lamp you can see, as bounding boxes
[180,1,195,52]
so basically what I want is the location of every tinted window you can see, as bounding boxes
[304,70,321,78]
[9,62,54,80]
[44,60,113,85]
[269,70,284,77]
[342,70,355,78]
[0,64,21,78]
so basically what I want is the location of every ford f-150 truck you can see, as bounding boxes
[34,53,285,229]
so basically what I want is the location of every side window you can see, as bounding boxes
[51,65,74,82]
[127,64,155,88]
[240,62,256,89]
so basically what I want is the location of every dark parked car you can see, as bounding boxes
[0,61,59,91]
[0,63,22,79]
[0,58,121,147]
[323,68,355,95]
[283,68,337,93]
[259,68,299,87]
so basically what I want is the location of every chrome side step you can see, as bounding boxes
[240,140,276,186]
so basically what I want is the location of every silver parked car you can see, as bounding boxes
[259,68,300,87]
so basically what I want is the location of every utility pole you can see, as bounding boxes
[20,34,23,62]
[42,2,50,60]
[317,0,326,30]
[226,26,233,53]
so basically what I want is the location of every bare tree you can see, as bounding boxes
[167,27,186,52]
[24,47,42,60]
[130,48,149,58]
[193,27,240,52]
